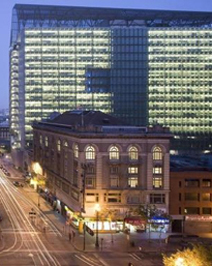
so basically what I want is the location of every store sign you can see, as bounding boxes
[185,215,212,222]
[125,217,146,225]
[150,217,169,225]
[84,225,94,236]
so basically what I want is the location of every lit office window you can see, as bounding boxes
[128,146,138,160]
[85,145,95,160]
[45,136,48,147]
[128,167,138,174]
[57,139,61,152]
[63,140,68,147]
[74,144,79,158]
[153,146,162,160]
[128,177,138,188]
[109,146,119,160]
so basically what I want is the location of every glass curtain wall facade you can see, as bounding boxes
[148,29,212,151]
[10,5,212,152]
[11,28,112,147]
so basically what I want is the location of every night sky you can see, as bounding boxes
[2,0,212,109]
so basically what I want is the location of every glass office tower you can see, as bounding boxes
[148,29,212,150]
[10,4,212,153]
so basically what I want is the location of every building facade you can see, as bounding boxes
[170,168,212,233]
[32,111,171,232]
[10,4,212,153]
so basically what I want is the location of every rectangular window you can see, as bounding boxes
[128,177,138,187]
[105,193,121,203]
[127,196,140,204]
[71,190,79,201]
[128,167,138,174]
[153,167,162,174]
[85,177,95,188]
[202,179,211,188]
[185,179,199,188]
[110,176,119,187]
[202,207,211,215]
[184,207,199,214]
[110,167,119,174]
[202,193,211,201]
[62,182,69,194]
[153,177,162,188]
[87,166,95,174]
[150,194,165,204]
[185,193,199,201]
[86,193,96,203]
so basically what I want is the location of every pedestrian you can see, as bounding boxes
[69,232,72,241]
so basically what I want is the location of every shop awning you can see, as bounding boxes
[124,217,146,225]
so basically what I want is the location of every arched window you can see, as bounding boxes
[57,139,61,152]
[45,136,48,147]
[74,144,79,158]
[85,145,95,160]
[129,146,138,160]
[109,146,119,160]
[153,146,162,160]
[39,135,43,145]
[63,140,68,147]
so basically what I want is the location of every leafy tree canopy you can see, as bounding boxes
[163,244,212,266]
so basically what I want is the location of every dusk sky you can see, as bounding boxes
[1,0,212,109]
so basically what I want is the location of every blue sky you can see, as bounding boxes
[2,0,212,109]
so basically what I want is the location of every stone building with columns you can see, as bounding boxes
[32,110,172,232]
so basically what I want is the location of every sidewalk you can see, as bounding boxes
[1,158,170,254]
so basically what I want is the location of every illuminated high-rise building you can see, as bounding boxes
[10,4,212,156]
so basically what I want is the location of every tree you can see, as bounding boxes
[131,204,171,240]
[163,244,212,266]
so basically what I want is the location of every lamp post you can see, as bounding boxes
[95,203,101,248]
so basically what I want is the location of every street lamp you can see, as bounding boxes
[95,203,101,248]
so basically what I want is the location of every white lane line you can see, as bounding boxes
[75,254,95,266]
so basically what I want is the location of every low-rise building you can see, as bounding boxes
[170,166,212,234]
[32,110,172,232]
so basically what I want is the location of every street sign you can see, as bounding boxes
[84,225,94,236]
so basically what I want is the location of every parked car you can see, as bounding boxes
[13,181,23,187]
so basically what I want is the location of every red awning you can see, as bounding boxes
[125,217,146,225]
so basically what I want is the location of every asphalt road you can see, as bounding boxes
[0,164,165,266]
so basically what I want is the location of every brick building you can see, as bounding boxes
[32,110,172,232]
[170,167,212,233]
